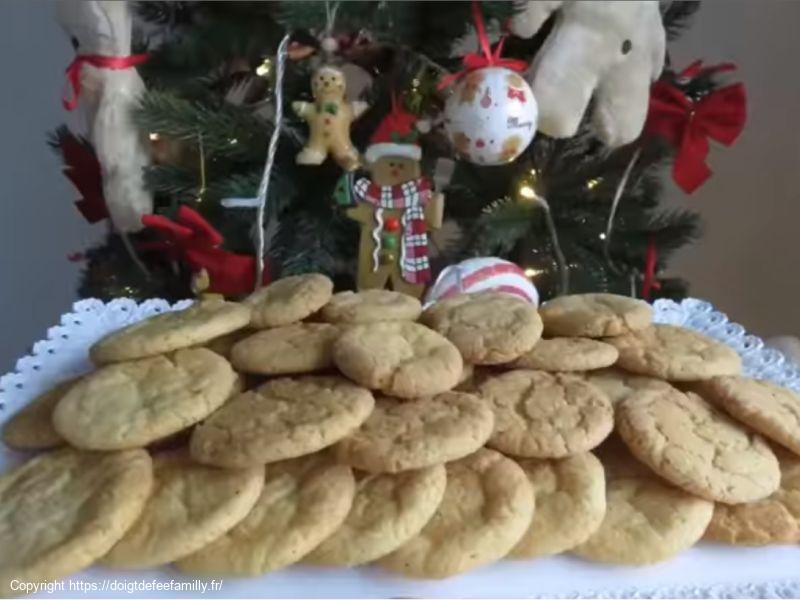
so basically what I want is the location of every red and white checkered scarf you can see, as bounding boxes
[353,177,432,284]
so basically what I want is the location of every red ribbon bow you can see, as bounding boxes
[645,60,746,194]
[438,1,527,90]
[141,206,269,297]
[63,53,149,111]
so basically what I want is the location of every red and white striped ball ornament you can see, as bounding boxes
[424,257,539,307]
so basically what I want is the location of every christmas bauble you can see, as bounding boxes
[425,257,539,307]
[443,67,537,165]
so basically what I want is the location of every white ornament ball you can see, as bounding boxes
[321,36,340,54]
[425,257,539,307]
[443,66,538,165]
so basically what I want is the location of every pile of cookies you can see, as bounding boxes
[3,273,800,593]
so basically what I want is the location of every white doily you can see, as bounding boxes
[2,296,800,600]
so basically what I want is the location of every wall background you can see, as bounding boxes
[0,0,798,371]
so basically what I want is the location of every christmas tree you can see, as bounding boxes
[52,1,743,303]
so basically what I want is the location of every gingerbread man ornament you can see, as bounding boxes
[293,65,368,171]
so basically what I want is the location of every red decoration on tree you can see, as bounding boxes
[63,53,149,111]
[645,61,746,194]
[141,206,269,297]
[53,128,109,223]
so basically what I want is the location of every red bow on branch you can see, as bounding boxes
[63,53,149,111]
[141,206,269,297]
[645,61,746,194]
[438,1,527,89]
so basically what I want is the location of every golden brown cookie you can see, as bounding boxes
[379,448,534,578]
[190,376,374,468]
[478,370,614,458]
[90,300,251,363]
[607,324,742,381]
[583,367,673,406]
[229,323,340,375]
[0,448,153,596]
[510,453,606,558]
[539,293,652,338]
[572,470,713,565]
[512,337,619,372]
[336,392,494,473]
[421,292,543,365]
[103,452,264,568]
[695,375,800,455]
[176,453,355,576]
[204,328,254,359]
[53,348,236,450]
[616,388,780,503]
[244,274,333,328]
[306,464,447,566]
[1,379,74,450]
[333,321,463,398]
[321,289,422,324]
[704,447,800,546]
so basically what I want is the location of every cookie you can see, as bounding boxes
[90,300,251,363]
[53,348,236,451]
[695,375,800,455]
[306,464,447,566]
[2,379,74,450]
[204,328,254,359]
[607,324,742,381]
[421,292,542,365]
[539,293,652,338]
[245,274,334,328]
[616,388,780,503]
[0,448,152,595]
[583,367,673,406]
[190,376,374,468]
[176,453,355,576]
[230,323,340,375]
[509,453,606,558]
[321,289,422,324]
[333,322,463,398]
[704,447,800,546]
[512,337,618,372]
[336,392,494,473]
[103,452,264,568]
[572,472,713,565]
[478,370,613,458]
[379,448,534,578]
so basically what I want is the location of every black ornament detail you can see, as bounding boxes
[621,39,633,54]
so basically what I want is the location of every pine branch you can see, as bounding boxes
[662,1,702,41]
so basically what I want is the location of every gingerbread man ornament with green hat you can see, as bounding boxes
[335,98,444,298]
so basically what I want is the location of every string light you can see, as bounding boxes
[586,177,602,190]
[229,138,238,145]
[598,232,607,240]
[149,132,160,141]
[255,57,273,78]
[518,185,537,200]
[524,267,544,278]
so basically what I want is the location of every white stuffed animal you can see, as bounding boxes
[510,1,666,147]
[56,0,152,232]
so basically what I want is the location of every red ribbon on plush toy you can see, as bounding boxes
[438,1,527,89]
[645,61,746,194]
[140,205,269,296]
[63,53,149,111]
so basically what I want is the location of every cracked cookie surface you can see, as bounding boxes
[379,448,534,578]
[230,323,340,375]
[478,370,613,458]
[244,274,333,328]
[190,375,374,468]
[90,300,251,363]
[177,453,354,576]
[321,290,422,323]
[2,379,74,449]
[512,337,618,371]
[583,367,673,406]
[336,392,494,473]
[421,292,542,365]
[539,293,652,338]
[104,452,264,568]
[0,448,153,596]
[54,348,236,450]
[696,375,800,455]
[510,452,606,558]
[616,388,780,503]
[607,324,742,381]
[306,464,446,566]
[333,322,463,398]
